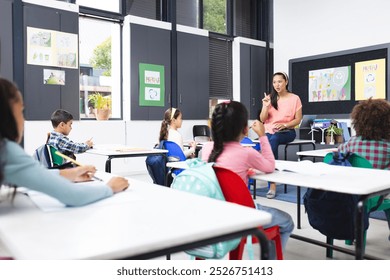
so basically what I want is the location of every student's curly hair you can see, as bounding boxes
[351,98,390,141]
[159,108,181,142]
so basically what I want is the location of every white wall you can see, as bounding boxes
[274,0,390,73]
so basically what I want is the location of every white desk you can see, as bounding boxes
[166,161,189,170]
[86,145,168,172]
[251,160,390,260]
[0,178,272,260]
[296,148,337,161]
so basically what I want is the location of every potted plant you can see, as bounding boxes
[326,124,343,144]
[88,92,112,120]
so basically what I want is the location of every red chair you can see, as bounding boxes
[213,166,283,260]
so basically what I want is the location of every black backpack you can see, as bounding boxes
[303,152,370,240]
[145,141,167,186]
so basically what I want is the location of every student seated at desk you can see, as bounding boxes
[47,109,93,160]
[0,78,129,207]
[201,101,294,251]
[159,107,196,158]
[337,98,390,241]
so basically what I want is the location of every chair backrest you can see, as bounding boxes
[213,166,256,209]
[164,140,186,161]
[193,125,211,142]
[240,137,260,151]
[323,152,373,169]
[49,146,66,166]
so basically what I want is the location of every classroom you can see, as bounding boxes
[0,0,389,265]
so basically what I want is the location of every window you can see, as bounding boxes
[209,35,232,101]
[126,0,161,20]
[203,0,226,34]
[79,17,121,119]
[76,0,121,14]
[177,0,201,28]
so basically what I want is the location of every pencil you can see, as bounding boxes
[54,151,103,182]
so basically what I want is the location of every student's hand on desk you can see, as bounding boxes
[107,177,129,193]
[60,165,97,182]
[251,120,265,137]
[86,139,94,148]
[189,141,197,149]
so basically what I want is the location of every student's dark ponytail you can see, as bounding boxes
[208,104,226,162]
[0,135,4,185]
[208,101,248,163]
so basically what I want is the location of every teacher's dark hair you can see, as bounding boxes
[270,72,290,110]
[208,101,248,163]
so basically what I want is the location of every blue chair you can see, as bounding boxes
[240,137,261,199]
[164,141,186,186]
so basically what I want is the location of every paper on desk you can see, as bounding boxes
[27,183,141,212]
[93,144,149,152]
[275,160,332,175]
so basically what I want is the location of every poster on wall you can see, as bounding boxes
[27,27,78,69]
[355,58,386,100]
[308,66,351,102]
[139,63,165,107]
[43,69,65,85]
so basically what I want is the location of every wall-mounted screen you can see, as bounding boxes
[290,44,390,115]
[308,66,351,102]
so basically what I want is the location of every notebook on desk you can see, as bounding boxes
[300,115,317,128]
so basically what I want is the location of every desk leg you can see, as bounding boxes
[355,199,366,260]
[297,186,301,229]
[105,157,112,173]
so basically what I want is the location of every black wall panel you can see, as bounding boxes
[130,23,171,120]
[240,43,267,119]
[250,45,266,119]
[240,43,251,116]
[177,31,209,119]
[23,3,79,120]
[0,0,14,80]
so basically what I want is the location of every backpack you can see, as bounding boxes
[171,159,241,259]
[145,141,168,186]
[303,152,369,240]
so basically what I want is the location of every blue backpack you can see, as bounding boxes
[145,141,167,186]
[303,152,369,240]
[171,159,241,259]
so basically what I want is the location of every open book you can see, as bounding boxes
[275,160,332,176]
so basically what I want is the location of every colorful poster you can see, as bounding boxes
[27,27,78,69]
[308,66,351,102]
[139,63,165,107]
[43,69,65,85]
[355,58,386,100]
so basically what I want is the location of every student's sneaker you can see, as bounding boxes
[266,190,276,199]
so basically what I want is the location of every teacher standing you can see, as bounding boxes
[260,72,302,199]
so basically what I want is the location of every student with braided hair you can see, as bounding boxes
[201,101,294,252]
